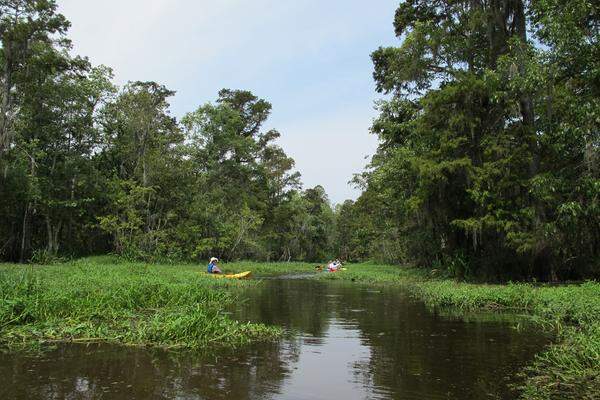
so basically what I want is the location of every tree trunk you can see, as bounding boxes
[142,156,147,187]
[20,151,37,262]
[46,216,53,254]
[68,177,76,249]
[0,40,14,155]
[46,216,62,254]
[19,204,29,263]
[512,0,540,176]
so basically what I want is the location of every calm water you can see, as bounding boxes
[0,279,550,399]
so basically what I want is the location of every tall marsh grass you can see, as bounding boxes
[0,257,281,350]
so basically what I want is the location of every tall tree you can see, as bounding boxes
[0,0,70,155]
[345,0,599,280]
[178,89,303,261]
[97,81,183,258]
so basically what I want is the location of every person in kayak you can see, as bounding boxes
[327,259,342,272]
[207,257,222,274]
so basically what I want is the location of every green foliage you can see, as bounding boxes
[338,0,600,281]
[0,2,336,264]
[0,257,282,350]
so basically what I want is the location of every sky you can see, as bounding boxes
[57,0,399,204]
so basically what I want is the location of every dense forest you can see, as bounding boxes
[336,0,599,280]
[1,1,598,281]
[0,0,337,264]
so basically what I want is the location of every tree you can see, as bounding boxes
[97,81,184,259]
[0,0,117,261]
[345,0,599,280]
[0,0,70,155]
[297,186,335,262]
[0,3,338,265]
[179,89,303,261]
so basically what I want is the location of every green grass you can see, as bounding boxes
[0,256,293,351]
[317,263,600,400]
[2,257,597,399]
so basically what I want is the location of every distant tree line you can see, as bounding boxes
[334,0,599,281]
[0,0,335,263]
[2,1,598,282]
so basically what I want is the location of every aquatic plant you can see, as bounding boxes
[0,258,282,351]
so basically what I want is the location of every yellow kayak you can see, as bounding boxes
[207,271,252,280]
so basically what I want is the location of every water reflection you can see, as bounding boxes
[233,280,550,399]
[1,341,293,400]
[0,279,550,399]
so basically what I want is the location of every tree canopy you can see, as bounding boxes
[0,0,335,263]
[1,0,597,281]
[335,0,599,280]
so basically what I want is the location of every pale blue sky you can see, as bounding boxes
[58,0,398,203]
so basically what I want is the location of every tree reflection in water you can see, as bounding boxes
[1,279,550,400]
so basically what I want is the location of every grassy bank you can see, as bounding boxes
[0,256,305,351]
[2,258,597,398]
[317,263,600,400]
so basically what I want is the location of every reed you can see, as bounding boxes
[0,257,281,351]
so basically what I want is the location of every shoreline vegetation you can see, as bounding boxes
[1,257,598,399]
[0,257,294,352]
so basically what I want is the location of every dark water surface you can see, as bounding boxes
[1,279,550,399]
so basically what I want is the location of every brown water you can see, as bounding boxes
[0,279,550,399]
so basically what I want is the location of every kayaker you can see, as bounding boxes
[207,257,222,274]
[327,259,342,272]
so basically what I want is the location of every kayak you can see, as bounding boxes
[326,267,347,273]
[207,271,252,280]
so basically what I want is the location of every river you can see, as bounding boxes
[0,278,550,399]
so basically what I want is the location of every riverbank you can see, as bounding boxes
[317,263,600,400]
[0,256,311,351]
[2,258,597,399]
